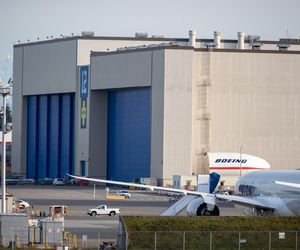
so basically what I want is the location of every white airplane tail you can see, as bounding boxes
[197,172,220,193]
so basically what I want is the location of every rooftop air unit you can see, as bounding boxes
[81,31,94,37]
[246,35,260,42]
[205,42,215,49]
[135,32,148,38]
[246,35,262,50]
[251,42,262,50]
[277,43,290,51]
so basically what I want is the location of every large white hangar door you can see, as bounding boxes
[107,87,151,181]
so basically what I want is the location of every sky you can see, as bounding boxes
[0,0,300,83]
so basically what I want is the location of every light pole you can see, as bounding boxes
[238,145,245,178]
[0,78,13,213]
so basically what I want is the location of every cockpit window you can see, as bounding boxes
[239,184,256,196]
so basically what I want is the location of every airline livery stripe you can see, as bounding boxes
[209,166,269,170]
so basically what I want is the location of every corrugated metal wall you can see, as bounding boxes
[26,93,75,179]
[107,87,151,181]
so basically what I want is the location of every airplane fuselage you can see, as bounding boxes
[234,170,300,216]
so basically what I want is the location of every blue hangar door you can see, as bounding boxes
[27,93,75,180]
[107,87,151,181]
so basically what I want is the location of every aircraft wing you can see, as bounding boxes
[215,194,276,210]
[274,181,300,189]
[68,174,276,210]
[68,174,216,204]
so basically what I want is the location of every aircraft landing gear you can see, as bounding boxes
[253,208,274,216]
[196,203,220,216]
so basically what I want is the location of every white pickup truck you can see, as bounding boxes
[87,205,120,216]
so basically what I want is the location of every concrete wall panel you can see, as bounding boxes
[207,51,300,170]
[150,50,165,178]
[22,40,77,95]
[12,47,26,174]
[91,51,152,89]
[163,49,194,178]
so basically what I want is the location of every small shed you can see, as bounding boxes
[0,190,15,213]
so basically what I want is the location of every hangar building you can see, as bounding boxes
[12,32,300,182]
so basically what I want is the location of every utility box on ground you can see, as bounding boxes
[0,214,29,246]
[28,226,41,244]
[41,218,64,245]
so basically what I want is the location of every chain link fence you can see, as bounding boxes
[126,231,299,250]
[0,229,298,249]
[1,229,118,249]
[67,229,118,249]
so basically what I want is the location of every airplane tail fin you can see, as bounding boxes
[209,172,220,193]
[196,172,220,193]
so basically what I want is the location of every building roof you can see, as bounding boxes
[90,45,300,57]
[14,35,300,49]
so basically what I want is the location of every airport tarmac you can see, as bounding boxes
[7,185,238,215]
[7,185,240,246]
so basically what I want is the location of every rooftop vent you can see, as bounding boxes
[251,43,262,50]
[135,32,148,38]
[237,32,245,49]
[151,35,164,38]
[277,43,290,51]
[205,42,215,49]
[214,31,221,49]
[246,35,260,43]
[189,30,196,47]
[81,31,94,37]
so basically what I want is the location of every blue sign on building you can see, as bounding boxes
[80,66,89,129]
[80,66,89,100]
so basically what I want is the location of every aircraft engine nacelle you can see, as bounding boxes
[187,197,220,216]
